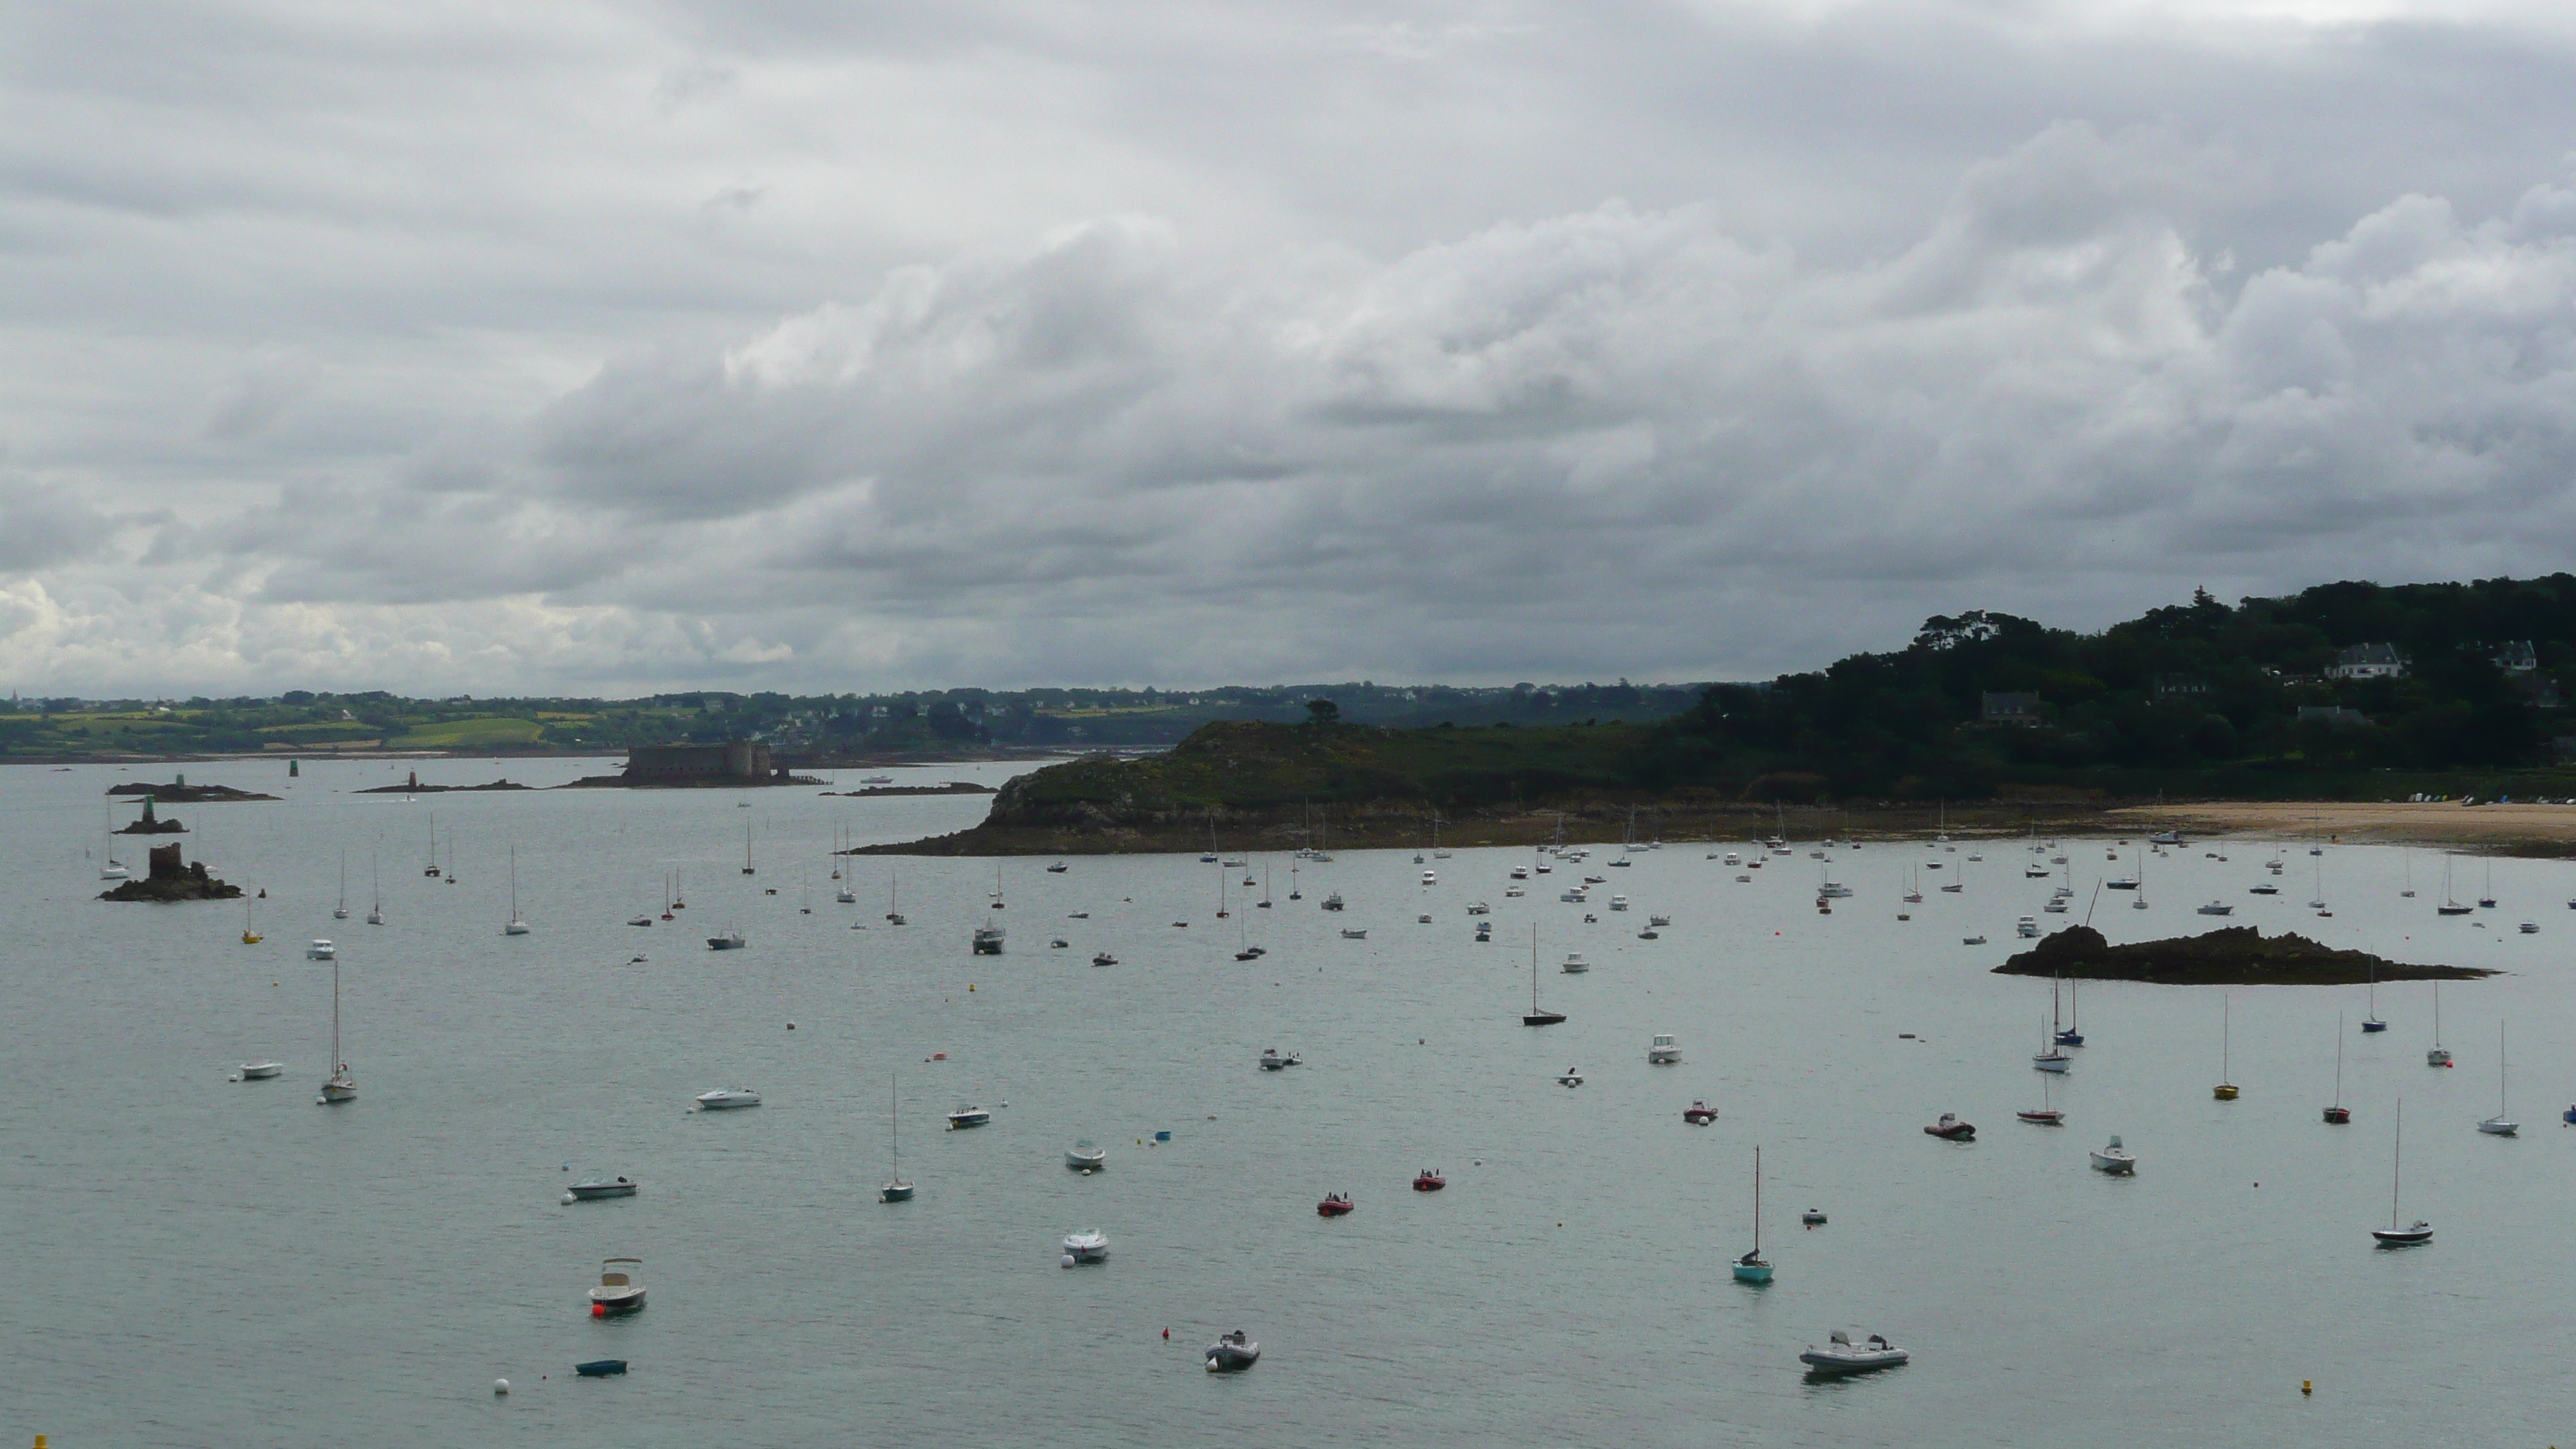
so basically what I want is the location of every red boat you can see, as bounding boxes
[1683,1101,1718,1125]
[1412,1170,1446,1192]
[1923,1113,1976,1140]
[1317,1194,1355,1217]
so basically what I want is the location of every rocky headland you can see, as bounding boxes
[99,843,243,902]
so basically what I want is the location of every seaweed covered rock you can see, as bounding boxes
[1993,925,2491,985]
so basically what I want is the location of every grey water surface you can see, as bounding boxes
[5,758,2573,1446]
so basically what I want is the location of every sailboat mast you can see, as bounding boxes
[2391,1099,2404,1228]
[331,959,341,1067]
[1752,1146,1762,1255]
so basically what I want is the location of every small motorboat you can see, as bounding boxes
[1467,901,1491,915]
[238,1060,284,1081]
[1800,1209,1828,1226]
[1204,1331,1260,1372]
[1557,1067,1584,1087]
[694,1088,760,1110]
[706,932,746,951]
[2520,921,2540,934]
[1340,928,1367,940]
[1046,862,1069,873]
[2197,901,2234,916]
[2016,1108,2065,1125]
[574,1358,628,1377]
[587,1257,646,1314]
[1412,1169,1447,1192]
[1560,953,1589,974]
[1060,1231,1110,1265]
[1317,1193,1355,1217]
[947,1105,992,1129]
[2249,882,2280,896]
[1259,1049,1302,1070]
[1961,934,1987,945]
[1800,1331,1909,1375]
[1684,1100,1718,1124]
[1321,893,1345,911]
[1647,1033,1681,1064]
[1924,1113,1975,1140]
[626,916,653,927]
[565,1177,638,1201]
[1066,1139,1107,1170]
[1091,952,1117,966]
[2089,1136,2137,1174]
[306,939,335,960]
[2016,916,2040,938]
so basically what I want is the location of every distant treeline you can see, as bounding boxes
[1632,577,2576,800]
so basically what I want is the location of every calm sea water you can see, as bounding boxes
[6,758,2574,1446]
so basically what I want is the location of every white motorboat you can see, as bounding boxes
[1557,1067,1584,1087]
[1647,1033,1681,1064]
[306,939,335,960]
[1321,892,1345,911]
[971,924,1005,955]
[947,1104,992,1129]
[2197,901,2234,916]
[238,1060,283,1080]
[1421,869,1437,886]
[2089,1136,2136,1174]
[1608,894,1630,911]
[1800,1331,1909,1375]
[1204,1331,1259,1372]
[1259,1048,1303,1070]
[1559,888,1587,903]
[707,931,746,951]
[2016,916,2040,938]
[1061,1230,1109,1265]
[1466,900,1491,915]
[1649,914,1670,927]
[1091,951,1117,966]
[1511,865,1530,879]
[566,1177,638,1201]
[1560,952,1590,975]
[1066,1139,1107,1171]
[695,1087,761,1109]
[589,1256,646,1313]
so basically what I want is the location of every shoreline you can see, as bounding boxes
[2114,801,2576,858]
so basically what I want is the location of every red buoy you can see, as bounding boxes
[592,1303,606,1317]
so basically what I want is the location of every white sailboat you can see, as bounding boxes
[366,849,385,924]
[318,958,355,1104]
[2427,981,2451,1067]
[2370,1101,2432,1245]
[503,844,530,935]
[2478,1022,2518,1135]
[334,850,349,920]
[882,1074,913,1201]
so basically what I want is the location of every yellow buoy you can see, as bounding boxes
[2300,1380,2311,1396]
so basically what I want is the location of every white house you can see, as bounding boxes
[2328,644,2406,680]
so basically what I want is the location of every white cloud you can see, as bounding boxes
[13,3,2576,693]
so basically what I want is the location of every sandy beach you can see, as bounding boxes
[2114,800,2576,855]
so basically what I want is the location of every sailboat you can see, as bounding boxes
[334,850,349,920]
[423,812,440,877]
[2018,1069,2064,1125]
[2479,858,2496,909]
[882,1074,914,1201]
[2130,847,2148,910]
[742,821,755,875]
[2055,972,2084,1046]
[2478,1022,2518,1135]
[2212,995,2239,1099]
[2427,981,2451,1067]
[1522,927,1565,1026]
[2033,1012,2071,1072]
[242,898,263,945]
[366,851,385,925]
[98,803,128,879]
[504,844,530,934]
[2361,962,2385,1032]
[319,958,355,1104]
[2324,1012,2351,1124]
[1732,1146,1773,1283]
[2400,855,2416,899]
[886,874,906,926]
[2437,854,2472,915]
[2370,1101,2432,1245]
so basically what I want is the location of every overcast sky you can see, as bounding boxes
[11,1,2576,696]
